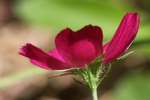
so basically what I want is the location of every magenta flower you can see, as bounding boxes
[19,25,103,69]
[19,12,140,70]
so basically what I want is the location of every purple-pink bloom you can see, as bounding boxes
[19,12,140,70]
[19,25,103,69]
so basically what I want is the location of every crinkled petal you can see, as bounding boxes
[55,25,103,67]
[103,13,140,64]
[19,43,71,70]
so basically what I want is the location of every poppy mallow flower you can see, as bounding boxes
[19,12,140,70]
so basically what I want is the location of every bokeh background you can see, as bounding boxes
[0,0,150,100]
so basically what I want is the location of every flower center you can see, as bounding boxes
[71,40,96,66]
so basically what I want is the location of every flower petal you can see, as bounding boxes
[19,43,71,70]
[48,48,67,63]
[103,13,140,64]
[55,25,103,67]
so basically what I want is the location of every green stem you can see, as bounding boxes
[92,87,98,100]
[86,68,99,100]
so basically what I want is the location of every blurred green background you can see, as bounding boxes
[0,0,150,100]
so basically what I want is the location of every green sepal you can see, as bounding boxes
[72,58,111,90]
[117,51,135,60]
